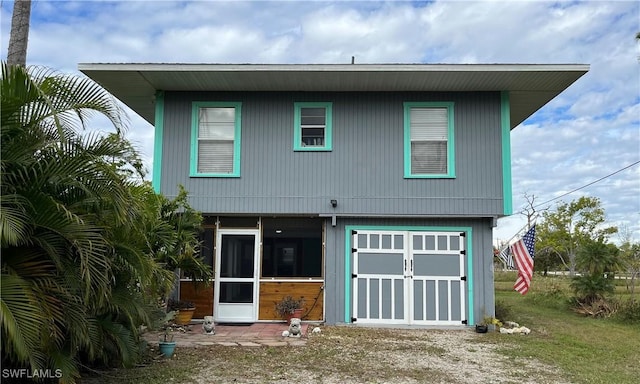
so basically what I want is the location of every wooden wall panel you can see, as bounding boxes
[259,282,324,321]
[180,281,214,319]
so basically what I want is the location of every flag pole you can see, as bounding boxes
[496,214,539,270]
[497,213,539,251]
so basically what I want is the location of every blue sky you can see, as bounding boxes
[2,0,639,244]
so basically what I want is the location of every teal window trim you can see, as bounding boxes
[501,92,513,215]
[152,91,164,193]
[293,102,333,151]
[403,102,455,178]
[344,225,474,325]
[190,101,242,178]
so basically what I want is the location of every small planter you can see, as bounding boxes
[475,324,488,333]
[167,299,196,325]
[275,296,305,323]
[286,308,304,324]
[158,341,177,358]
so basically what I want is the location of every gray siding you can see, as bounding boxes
[323,217,495,325]
[160,91,504,216]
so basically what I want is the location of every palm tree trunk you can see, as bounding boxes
[7,0,32,67]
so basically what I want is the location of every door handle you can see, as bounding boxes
[411,260,413,272]
[404,260,407,271]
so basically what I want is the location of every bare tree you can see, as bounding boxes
[7,0,32,67]
[520,193,540,227]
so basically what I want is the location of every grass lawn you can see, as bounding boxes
[488,272,640,384]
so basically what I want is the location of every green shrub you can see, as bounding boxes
[539,278,569,299]
[616,299,640,322]
[571,275,616,304]
[494,299,512,321]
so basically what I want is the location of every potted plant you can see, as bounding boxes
[158,312,177,358]
[275,295,305,324]
[476,316,502,333]
[168,298,196,325]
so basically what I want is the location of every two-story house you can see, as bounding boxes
[79,63,588,327]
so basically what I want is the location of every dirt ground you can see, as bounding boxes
[181,326,571,384]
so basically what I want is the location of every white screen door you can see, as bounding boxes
[214,229,260,323]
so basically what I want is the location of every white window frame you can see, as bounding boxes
[190,102,242,177]
[293,102,333,151]
[403,102,455,178]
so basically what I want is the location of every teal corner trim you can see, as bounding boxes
[293,102,333,151]
[501,92,513,215]
[152,91,165,193]
[465,228,474,326]
[344,226,354,323]
[344,225,474,325]
[403,102,456,178]
[190,101,242,177]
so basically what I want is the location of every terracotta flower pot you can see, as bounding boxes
[286,308,304,324]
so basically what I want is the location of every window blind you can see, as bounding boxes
[410,107,448,174]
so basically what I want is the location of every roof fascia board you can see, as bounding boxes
[78,63,590,73]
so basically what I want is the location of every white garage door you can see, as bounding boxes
[351,230,467,326]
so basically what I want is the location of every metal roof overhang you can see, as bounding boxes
[77,63,589,128]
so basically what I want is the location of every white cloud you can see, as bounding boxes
[2,0,638,242]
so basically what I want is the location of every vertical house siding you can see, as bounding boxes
[160,91,504,217]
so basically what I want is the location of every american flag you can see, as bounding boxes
[511,225,536,295]
[497,246,515,269]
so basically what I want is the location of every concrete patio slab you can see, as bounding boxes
[143,322,311,348]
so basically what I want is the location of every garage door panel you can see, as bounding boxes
[356,278,367,318]
[438,280,449,321]
[369,279,380,318]
[413,280,423,321]
[357,234,368,248]
[449,236,460,251]
[413,253,460,276]
[356,276,406,321]
[426,280,437,320]
[394,279,405,320]
[450,281,462,320]
[352,230,466,326]
[359,232,405,251]
[413,233,461,252]
[382,279,392,319]
[358,252,404,275]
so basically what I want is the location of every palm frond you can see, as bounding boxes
[0,273,48,369]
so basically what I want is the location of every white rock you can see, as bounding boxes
[312,327,322,334]
[281,330,290,337]
[504,321,520,328]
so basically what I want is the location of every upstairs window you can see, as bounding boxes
[191,102,241,177]
[404,102,455,178]
[294,102,332,151]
